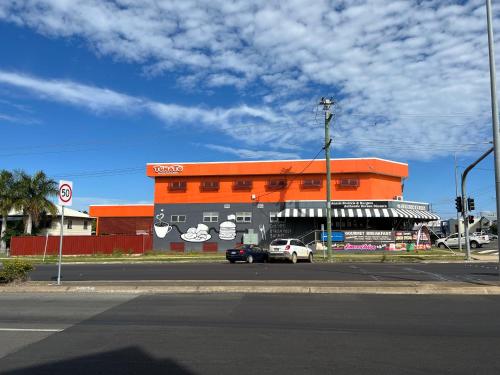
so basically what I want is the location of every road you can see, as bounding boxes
[0,293,499,374]
[29,262,500,283]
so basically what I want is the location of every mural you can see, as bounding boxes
[154,209,172,239]
[181,224,212,242]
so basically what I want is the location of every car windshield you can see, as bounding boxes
[270,239,288,246]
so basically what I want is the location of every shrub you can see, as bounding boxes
[112,249,124,257]
[0,259,34,283]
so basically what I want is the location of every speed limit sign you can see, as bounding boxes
[58,180,73,207]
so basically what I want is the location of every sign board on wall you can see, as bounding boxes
[58,180,73,207]
[321,231,345,242]
[331,200,429,211]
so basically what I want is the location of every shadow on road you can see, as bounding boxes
[0,346,195,375]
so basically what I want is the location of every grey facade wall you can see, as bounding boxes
[153,202,320,251]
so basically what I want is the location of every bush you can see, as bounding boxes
[0,259,34,283]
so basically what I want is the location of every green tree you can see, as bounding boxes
[15,171,58,235]
[0,170,16,250]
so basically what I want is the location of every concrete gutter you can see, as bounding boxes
[2,280,500,295]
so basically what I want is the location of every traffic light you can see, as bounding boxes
[467,197,475,211]
[455,196,463,213]
[468,215,474,224]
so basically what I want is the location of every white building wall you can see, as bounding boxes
[39,217,92,236]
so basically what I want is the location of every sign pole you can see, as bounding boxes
[57,205,64,285]
[56,180,72,286]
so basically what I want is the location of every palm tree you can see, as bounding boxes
[15,171,58,235]
[0,170,16,249]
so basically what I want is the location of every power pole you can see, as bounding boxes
[485,0,500,271]
[320,97,334,261]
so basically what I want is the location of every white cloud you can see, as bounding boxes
[0,0,498,160]
[204,144,300,160]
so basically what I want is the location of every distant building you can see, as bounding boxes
[88,204,153,235]
[2,205,92,236]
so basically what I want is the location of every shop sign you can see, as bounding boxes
[331,201,389,209]
[321,231,345,242]
[344,230,394,242]
[152,165,183,174]
[393,202,428,211]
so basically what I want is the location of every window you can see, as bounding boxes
[200,181,219,191]
[171,215,186,223]
[203,212,219,222]
[83,220,88,230]
[270,212,285,222]
[338,178,359,187]
[67,219,73,229]
[267,179,287,189]
[236,212,252,223]
[169,181,187,191]
[233,180,252,190]
[302,179,322,188]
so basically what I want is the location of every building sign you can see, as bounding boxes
[152,165,183,174]
[331,201,389,209]
[321,231,345,242]
[331,200,429,211]
[344,230,394,242]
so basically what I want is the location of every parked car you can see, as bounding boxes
[489,234,498,240]
[268,238,313,263]
[226,244,268,264]
[435,233,490,249]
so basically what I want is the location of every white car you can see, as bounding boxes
[268,238,313,263]
[435,233,489,249]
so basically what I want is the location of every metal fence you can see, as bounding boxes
[10,235,153,256]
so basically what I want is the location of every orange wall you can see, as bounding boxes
[153,173,403,204]
[89,205,154,218]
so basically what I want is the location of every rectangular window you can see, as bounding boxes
[169,181,187,191]
[203,212,219,222]
[233,180,252,190]
[302,179,322,188]
[67,219,73,229]
[267,179,287,189]
[200,181,219,191]
[338,178,359,187]
[83,220,88,230]
[171,215,186,223]
[236,212,252,223]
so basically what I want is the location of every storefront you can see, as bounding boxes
[144,158,439,252]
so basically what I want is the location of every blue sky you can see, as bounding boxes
[0,0,499,219]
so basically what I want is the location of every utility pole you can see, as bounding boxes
[320,97,334,261]
[485,0,500,271]
[454,153,463,252]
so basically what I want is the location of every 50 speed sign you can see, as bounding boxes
[58,180,73,207]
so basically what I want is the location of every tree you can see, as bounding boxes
[0,170,16,250]
[15,171,58,235]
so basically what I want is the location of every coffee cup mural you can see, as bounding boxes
[154,210,172,238]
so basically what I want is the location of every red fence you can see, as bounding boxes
[10,235,153,256]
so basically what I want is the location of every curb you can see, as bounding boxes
[2,281,500,295]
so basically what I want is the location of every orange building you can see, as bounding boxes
[139,158,438,252]
[89,204,154,235]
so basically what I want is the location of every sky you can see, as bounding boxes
[0,0,499,219]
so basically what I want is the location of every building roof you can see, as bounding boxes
[146,158,409,179]
[8,205,90,219]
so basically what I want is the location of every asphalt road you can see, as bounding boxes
[1,293,499,374]
[29,262,500,283]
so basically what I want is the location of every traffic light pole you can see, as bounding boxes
[461,146,494,261]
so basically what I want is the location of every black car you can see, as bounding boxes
[226,245,268,263]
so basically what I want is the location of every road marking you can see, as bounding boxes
[477,250,498,254]
[0,328,63,332]
[403,267,449,281]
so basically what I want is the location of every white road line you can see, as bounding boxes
[0,328,63,332]
[477,250,497,254]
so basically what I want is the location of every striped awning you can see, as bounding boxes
[276,208,439,221]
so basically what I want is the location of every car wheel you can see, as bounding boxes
[291,252,297,264]
[308,252,313,263]
[437,243,446,249]
[229,260,235,264]
[247,255,254,264]
[470,241,479,249]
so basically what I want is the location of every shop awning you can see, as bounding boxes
[276,208,439,220]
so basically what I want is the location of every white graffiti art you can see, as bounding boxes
[154,209,172,238]
[219,214,236,240]
[181,223,212,242]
